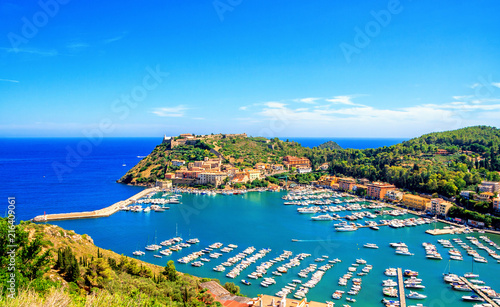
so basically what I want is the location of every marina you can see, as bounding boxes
[50,189,500,306]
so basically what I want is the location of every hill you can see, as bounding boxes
[119,127,500,200]
[0,218,235,306]
[315,140,342,150]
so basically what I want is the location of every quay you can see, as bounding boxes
[397,268,406,307]
[32,187,158,222]
[459,277,499,307]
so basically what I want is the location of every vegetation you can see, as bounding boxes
[316,140,342,150]
[0,219,225,306]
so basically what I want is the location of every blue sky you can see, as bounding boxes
[1,0,500,138]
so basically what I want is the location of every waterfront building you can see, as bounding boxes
[338,178,356,191]
[385,190,403,202]
[282,156,311,169]
[315,176,338,188]
[247,169,261,181]
[478,181,500,193]
[198,171,228,187]
[430,198,454,216]
[403,194,430,211]
[232,171,250,184]
[155,180,172,189]
[366,182,396,199]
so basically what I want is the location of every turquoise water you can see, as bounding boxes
[52,191,500,306]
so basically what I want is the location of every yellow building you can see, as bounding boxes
[430,198,454,216]
[316,176,338,187]
[403,194,430,211]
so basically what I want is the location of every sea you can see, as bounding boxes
[1,137,499,306]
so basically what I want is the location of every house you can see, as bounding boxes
[171,160,185,167]
[271,164,284,171]
[430,198,454,216]
[316,176,338,188]
[297,166,312,174]
[247,169,261,181]
[164,173,175,180]
[254,163,268,170]
[478,181,500,193]
[282,156,311,169]
[199,281,251,307]
[402,194,430,211]
[338,178,356,191]
[475,192,494,202]
[436,149,449,155]
[493,197,500,212]
[198,171,228,187]
[460,190,474,199]
[385,190,404,202]
[318,163,329,171]
[366,182,396,199]
[232,171,250,184]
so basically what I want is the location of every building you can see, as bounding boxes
[366,182,396,199]
[247,169,261,181]
[436,149,449,155]
[171,160,185,167]
[460,190,474,199]
[478,181,500,193]
[385,190,404,202]
[430,198,454,216]
[155,180,172,189]
[198,172,228,187]
[494,197,500,212]
[316,176,338,188]
[164,173,175,180]
[271,164,284,171]
[475,192,494,202]
[297,166,312,174]
[232,171,250,184]
[338,178,356,191]
[282,156,311,169]
[403,194,431,211]
[318,163,329,171]
[179,133,194,139]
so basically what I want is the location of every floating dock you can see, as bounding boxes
[397,268,406,307]
[459,277,499,307]
[32,187,158,222]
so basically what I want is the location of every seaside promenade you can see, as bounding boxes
[32,187,158,222]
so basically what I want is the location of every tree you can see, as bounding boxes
[223,282,240,295]
[163,260,178,282]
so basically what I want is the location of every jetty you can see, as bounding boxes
[459,277,499,307]
[397,268,406,307]
[32,187,158,222]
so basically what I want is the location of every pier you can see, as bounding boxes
[397,268,406,307]
[32,187,158,222]
[459,277,499,307]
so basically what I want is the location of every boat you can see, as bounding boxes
[311,214,335,221]
[406,291,427,299]
[153,254,162,258]
[132,250,145,256]
[241,279,251,286]
[370,226,380,230]
[462,295,485,302]
[364,243,379,249]
[336,225,358,232]
[405,284,425,289]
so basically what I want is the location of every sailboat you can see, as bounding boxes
[464,256,479,278]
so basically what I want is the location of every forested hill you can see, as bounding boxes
[327,126,500,198]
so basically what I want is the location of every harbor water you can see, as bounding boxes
[52,191,500,306]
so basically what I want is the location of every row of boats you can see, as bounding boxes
[382,268,427,304]
[443,272,500,304]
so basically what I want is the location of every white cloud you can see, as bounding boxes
[239,106,248,111]
[0,47,58,56]
[263,101,287,109]
[492,82,500,88]
[325,95,366,106]
[297,97,321,104]
[0,78,19,83]
[151,105,188,117]
[104,32,127,44]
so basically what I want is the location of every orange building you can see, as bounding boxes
[367,182,396,199]
[282,156,311,168]
[338,178,356,191]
